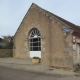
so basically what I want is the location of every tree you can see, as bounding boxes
[0,38,3,48]
[1,35,13,49]
[0,38,3,41]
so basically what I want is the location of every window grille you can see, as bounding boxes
[29,29,41,51]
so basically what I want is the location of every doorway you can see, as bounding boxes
[29,28,41,58]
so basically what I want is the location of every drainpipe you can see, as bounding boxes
[70,30,74,69]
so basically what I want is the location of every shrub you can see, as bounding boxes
[33,57,40,59]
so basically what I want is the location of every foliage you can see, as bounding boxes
[0,38,3,41]
[33,57,40,59]
[0,35,13,49]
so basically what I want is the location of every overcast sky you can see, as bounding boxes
[0,0,80,37]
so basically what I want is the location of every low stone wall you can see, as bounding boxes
[0,49,13,58]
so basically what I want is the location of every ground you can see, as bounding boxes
[0,58,80,80]
[0,66,63,80]
[0,66,80,80]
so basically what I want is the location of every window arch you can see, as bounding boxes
[29,28,41,51]
[29,28,41,38]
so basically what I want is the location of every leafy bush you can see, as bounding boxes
[33,57,40,59]
[0,35,13,49]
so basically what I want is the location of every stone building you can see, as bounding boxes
[13,3,80,70]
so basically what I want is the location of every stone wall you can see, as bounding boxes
[0,49,13,58]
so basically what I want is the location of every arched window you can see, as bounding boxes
[29,28,41,51]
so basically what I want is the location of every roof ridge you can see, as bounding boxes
[35,3,78,26]
[34,3,80,33]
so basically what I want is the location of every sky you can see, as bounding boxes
[0,0,80,37]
